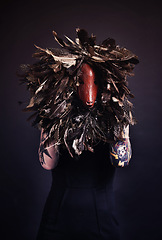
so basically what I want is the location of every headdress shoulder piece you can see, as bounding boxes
[19,28,139,157]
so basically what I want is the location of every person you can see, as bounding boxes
[36,63,132,240]
[19,29,138,240]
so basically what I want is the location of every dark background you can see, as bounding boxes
[1,0,162,239]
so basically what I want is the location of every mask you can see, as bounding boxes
[77,63,98,108]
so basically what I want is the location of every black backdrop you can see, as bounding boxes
[1,0,162,239]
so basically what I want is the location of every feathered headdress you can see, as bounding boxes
[19,28,139,157]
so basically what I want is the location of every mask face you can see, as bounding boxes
[77,63,98,108]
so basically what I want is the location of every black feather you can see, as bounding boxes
[19,29,139,157]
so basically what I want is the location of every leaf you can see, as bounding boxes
[52,31,66,47]
[64,35,77,46]
[63,128,74,158]
[35,79,47,94]
[35,45,79,68]
[112,97,119,102]
[102,38,116,49]
[49,100,67,118]
[76,28,89,46]
[26,96,35,108]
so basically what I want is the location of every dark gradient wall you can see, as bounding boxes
[1,0,162,239]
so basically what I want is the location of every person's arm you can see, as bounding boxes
[110,125,132,167]
[38,129,59,170]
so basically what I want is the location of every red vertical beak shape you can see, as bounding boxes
[77,63,98,108]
